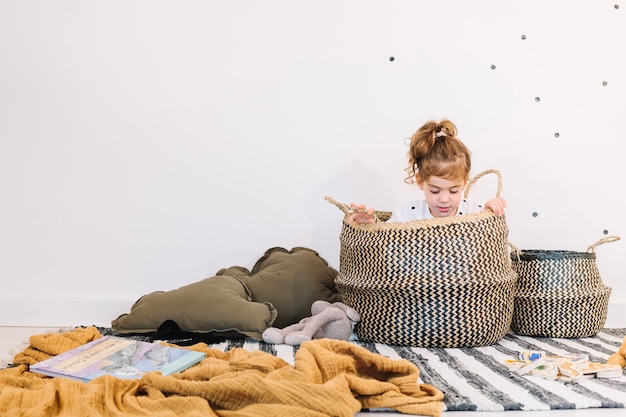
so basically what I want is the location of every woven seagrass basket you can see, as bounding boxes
[326,169,517,348]
[510,236,619,338]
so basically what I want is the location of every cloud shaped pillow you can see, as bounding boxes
[111,247,340,339]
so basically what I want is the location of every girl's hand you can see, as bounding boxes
[348,203,376,224]
[485,197,507,215]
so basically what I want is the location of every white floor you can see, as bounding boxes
[1,326,624,417]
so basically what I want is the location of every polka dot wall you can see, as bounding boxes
[378,2,626,325]
[0,1,624,327]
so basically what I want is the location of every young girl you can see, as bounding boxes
[349,118,506,224]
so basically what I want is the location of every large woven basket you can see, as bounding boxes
[510,236,619,338]
[326,169,517,348]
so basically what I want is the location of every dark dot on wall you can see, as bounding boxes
[554,132,560,138]
[603,81,608,86]
[534,97,541,102]
[491,64,496,70]
[615,4,619,9]
[521,34,527,40]
[532,212,539,217]
[603,229,609,235]
[389,56,395,62]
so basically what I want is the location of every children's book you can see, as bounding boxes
[29,336,206,383]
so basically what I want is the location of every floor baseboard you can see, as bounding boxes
[2,298,625,329]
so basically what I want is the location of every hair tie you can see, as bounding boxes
[435,131,446,138]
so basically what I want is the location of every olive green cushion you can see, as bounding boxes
[111,247,340,339]
[111,275,277,339]
[219,247,342,329]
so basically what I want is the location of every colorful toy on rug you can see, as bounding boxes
[505,350,623,381]
[262,301,360,345]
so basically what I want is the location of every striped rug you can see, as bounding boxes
[100,328,625,412]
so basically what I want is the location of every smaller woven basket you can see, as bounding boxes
[510,236,619,338]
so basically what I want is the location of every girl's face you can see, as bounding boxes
[416,175,467,218]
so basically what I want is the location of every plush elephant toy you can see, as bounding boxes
[262,300,360,346]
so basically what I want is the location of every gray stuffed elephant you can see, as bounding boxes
[262,300,360,346]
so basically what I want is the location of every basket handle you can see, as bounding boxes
[324,196,384,223]
[324,196,352,216]
[508,242,521,262]
[586,235,621,253]
[464,169,502,199]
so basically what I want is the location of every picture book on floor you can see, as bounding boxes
[30,335,205,383]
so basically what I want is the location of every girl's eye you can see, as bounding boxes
[450,189,459,194]
[429,189,439,194]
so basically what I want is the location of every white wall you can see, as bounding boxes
[1,1,625,328]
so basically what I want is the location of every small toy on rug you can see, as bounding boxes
[505,350,623,381]
[608,335,626,369]
[262,300,360,345]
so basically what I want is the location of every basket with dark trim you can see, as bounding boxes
[325,169,517,348]
[510,236,619,338]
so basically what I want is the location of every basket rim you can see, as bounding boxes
[342,209,499,232]
[511,249,596,260]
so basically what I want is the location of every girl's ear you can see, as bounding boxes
[415,173,424,190]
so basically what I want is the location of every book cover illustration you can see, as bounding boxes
[30,336,206,383]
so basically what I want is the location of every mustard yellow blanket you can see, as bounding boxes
[0,327,443,417]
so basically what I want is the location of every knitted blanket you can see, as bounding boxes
[0,327,443,417]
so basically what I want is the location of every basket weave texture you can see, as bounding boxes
[510,236,619,338]
[326,170,517,348]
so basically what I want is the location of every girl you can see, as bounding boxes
[349,118,506,224]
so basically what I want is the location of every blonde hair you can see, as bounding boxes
[405,118,471,184]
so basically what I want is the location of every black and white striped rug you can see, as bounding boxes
[100,327,626,412]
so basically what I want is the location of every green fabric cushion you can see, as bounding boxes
[111,275,277,339]
[219,247,342,329]
[111,247,340,338]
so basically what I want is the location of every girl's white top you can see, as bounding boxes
[388,199,484,222]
